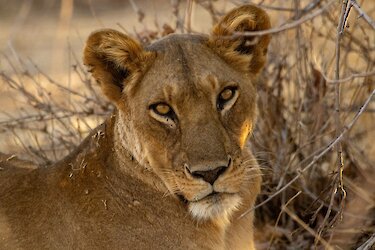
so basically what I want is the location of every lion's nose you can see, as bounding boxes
[191,166,227,185]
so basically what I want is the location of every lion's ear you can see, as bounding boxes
[209,5,271,75]
[83,29,154,103]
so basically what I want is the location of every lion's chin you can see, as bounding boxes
[188,193,241,221]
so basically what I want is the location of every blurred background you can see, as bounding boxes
[0,0,374,249]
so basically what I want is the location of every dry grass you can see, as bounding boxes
[0,0,374,249]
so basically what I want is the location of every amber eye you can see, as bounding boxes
[220,88,234,101]
[149,103,176,119]
[217,86,238,111]
[154,103,171,115]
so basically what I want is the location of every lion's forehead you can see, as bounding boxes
[147,34,245,80]
[139,34,250,106]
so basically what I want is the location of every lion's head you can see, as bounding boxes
[83,5,270,222]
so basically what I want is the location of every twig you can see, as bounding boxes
[333,0,351,221]
[269,191,302,248]
[230,0,294,12]
[321,69,375,84]
[171,0,184,33]
[350,0,375,30]
[88,0,104,27]
[283,206,334,250]
[28,60,98,103]
[0,112,107,126]
[227,0,335,37]
[184,0,194,33]
[128,0,145,23]
[356,233,375,250]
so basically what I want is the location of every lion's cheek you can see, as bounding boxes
[140,142,179,190]
[142,144,167,172]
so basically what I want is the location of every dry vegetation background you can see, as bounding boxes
[0,0,374,249]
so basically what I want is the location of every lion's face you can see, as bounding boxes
[84,5,271,221]
[125,36,259,220]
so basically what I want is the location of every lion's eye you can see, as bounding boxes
[217,86,238,111]
[154,103,171,116]
[149,103,177,128]
[220,88,234,101]
[149,103,176,120]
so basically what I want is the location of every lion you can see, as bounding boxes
[0,5,271,249]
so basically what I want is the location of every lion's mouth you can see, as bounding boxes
[177,194,189,204]
[194,191,237,203]
[195,191,221,202]
[178,191,231,203]
[180,192,241,221]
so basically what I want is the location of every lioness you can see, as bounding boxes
[0,5,270,249]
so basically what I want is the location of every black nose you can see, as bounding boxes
[191,166,227,185]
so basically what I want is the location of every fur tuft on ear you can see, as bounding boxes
[83,29,155,103]
[208,5,271,74]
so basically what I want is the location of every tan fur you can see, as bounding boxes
[0,5,271,249]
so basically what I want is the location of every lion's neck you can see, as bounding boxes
[111,111,169,195]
